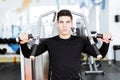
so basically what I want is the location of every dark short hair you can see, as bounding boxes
[57,9,73,21]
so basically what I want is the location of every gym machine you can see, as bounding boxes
[19,10,104,80]
[71,11,104,75]
[20,10,56,80]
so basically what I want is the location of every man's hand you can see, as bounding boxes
[30,56,35,61]
[19,33,32,44]
[97,55,102,59]
[98,32,112,43]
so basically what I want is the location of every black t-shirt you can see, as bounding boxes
[20,35,109,80]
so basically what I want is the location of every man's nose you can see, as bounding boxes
[63,23,67,28]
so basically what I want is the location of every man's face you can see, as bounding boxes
[57,16,73,36]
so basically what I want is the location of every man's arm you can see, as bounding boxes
[99,42,109,58]
[83,32,111,59]
[20,43,32,58]
[97,32,111,58]
[19,33,48,59]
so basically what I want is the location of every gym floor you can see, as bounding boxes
[0,61,120,80]
[81,61,120,80]
[0,62,21,80]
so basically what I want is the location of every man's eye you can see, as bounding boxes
[66,21,70,23]
[59,21,63,23]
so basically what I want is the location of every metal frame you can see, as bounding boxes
[20,10,104,80]
[71,11,104,75]
[84,56,104,75]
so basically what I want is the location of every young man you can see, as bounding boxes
[19,9,111,80]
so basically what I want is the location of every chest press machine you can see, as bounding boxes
[71,11,104,75]
[19,10,104,80]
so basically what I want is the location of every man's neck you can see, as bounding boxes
[59,34,71,39]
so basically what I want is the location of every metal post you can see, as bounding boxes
[30,10,56,80]
[20,47,25,80]
[31,60,36,80]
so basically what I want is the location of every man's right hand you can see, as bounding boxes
[19,33,32,44]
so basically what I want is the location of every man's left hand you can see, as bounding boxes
[98,32,112,43]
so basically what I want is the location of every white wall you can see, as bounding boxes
[1,0,120,60]
[108,0,120,60]
[99,0,120,60]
